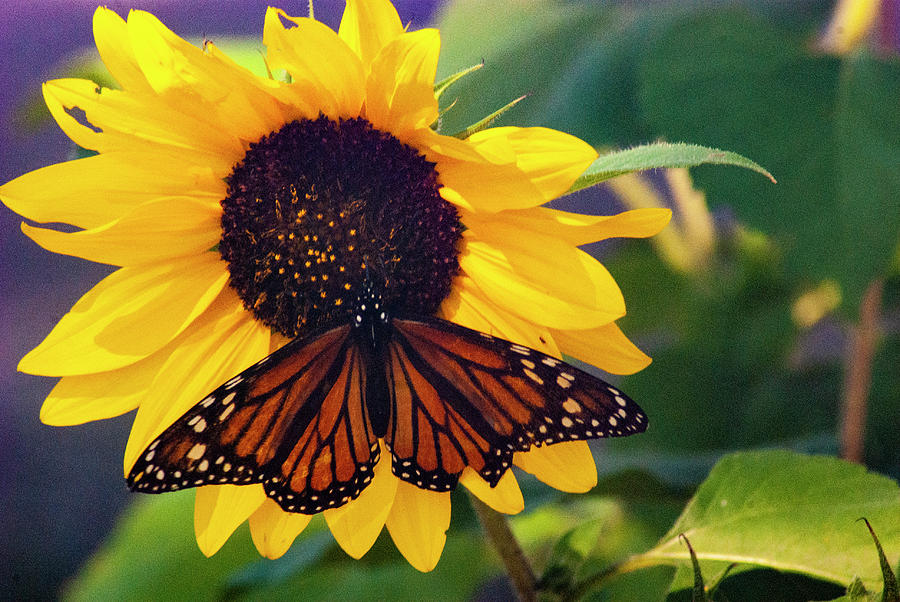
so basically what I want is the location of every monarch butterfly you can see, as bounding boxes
[127,283,647,514]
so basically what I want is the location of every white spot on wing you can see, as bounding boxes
[187,443,206,460]
[219,404,235,421]
[523,369,543,385]
[562,398,581,414]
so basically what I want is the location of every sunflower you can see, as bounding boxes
[0,1,670,572]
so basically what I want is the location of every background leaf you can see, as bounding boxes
[631,451,900,592]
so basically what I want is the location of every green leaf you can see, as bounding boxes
[224,532,332,594]
[63,492,266,601]
[568,142,774,193]
[436,1,617,138]
[635,10,900,311]
[605,240,831,454]
[833,53,900,309]
[627,451,900,592]
[535,473,684,600]
[236,531,495,601]
[67,492,497,601]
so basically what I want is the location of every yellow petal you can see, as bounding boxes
[499,207,673,247]
[249,498,313,559]
[365,29,440,138]
[92,7,152,93]
[0,150,224,229]
[42,78,242,157]
[263,8,364,119]
[385,481,450,572]
[21,196,220,267]
[459,468,524,515]
[338,0,403,71]
[440,275,561,358]
[19,253,228,376]
[429,129,580,213]
[40,350,169,425]
[194,484,267,556]
[465,127,598,203]
[414,126,486,162]
[460,233,625,330]
[514,441,597,493]
[126,10,286,141]
[123,290,270,474]
[324,443,398,559]
[553,322,651,376]
[436,161,546,212]
[437,186,474,211]
[428,126,598,213]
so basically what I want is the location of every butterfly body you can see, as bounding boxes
[128,286,648,514]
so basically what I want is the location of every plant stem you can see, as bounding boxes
[467,492,537,602]
[840,278,883,463]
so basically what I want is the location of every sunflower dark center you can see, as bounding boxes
[219,115,461,337]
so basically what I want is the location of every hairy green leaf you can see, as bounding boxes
[568,142,774,193]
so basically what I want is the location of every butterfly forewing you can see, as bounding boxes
[127,323,380,514]
[385,316,648,489]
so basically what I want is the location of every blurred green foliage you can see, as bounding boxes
[60,1,900,600]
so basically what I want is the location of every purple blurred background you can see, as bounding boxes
[0,2,439,598]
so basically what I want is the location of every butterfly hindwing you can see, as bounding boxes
[127,323,380,514]
[265,338,381,513]
[385,316,648,489]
